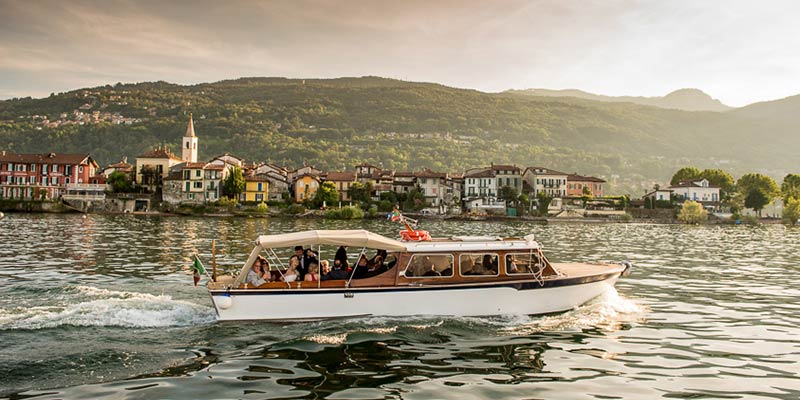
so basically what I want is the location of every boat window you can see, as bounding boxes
[403,254,454,278]
[505,253,543,275]
[459,253,499,277]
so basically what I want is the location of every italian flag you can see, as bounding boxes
[192,256,207,286]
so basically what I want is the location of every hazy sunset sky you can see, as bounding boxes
[1,0,798,106]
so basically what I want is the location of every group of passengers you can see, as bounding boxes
[405,254,499,277]
[244,245,391,287]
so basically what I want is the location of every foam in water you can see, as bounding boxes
[0,286,216,330]
[300,290,643,344]
[498,289,646,335]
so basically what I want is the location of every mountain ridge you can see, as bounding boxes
[506,87,733,112]
[0,76,795,194]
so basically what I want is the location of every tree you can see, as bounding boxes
[783,198,800,225]
[677,200,707,224]
[498,185,518,207]
[671,167,702,185]
[349,181,374,204]
[517,193,529,215]
[223,166,245,200]
[313,182,338,208]
[781,173,800,203]
[403,186,426,211]
[107,171,132,193]
[744,188,771,216]
[536,192,553,216]
[737,173,779,216]
[701,168,735,199]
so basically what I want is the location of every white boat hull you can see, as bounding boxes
[209,275,620,321]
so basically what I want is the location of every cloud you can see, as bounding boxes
[1,0,799,106]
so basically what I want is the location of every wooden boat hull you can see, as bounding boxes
[209,265,624,321]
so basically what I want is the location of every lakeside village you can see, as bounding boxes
[1,115,797,224]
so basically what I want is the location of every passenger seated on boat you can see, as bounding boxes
[334,246,348,269]
[460,257,476,275]
[422,266,441,276]
[368,250,387,268]
[363,254,386,277]
[352,255,370,278]
[325,259,349,280]
[484,255,498,274]
[281,256,300,282]
[245,256,270,287]
[320,260,331,278]
[506,257,521,274]
[461,255,494,275]
[304,263,319,282]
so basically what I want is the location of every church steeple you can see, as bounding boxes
[182,113,198,163]
[185,112,196,137]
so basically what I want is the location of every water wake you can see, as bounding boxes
[299,289,644,344]
[0,286,216,330]
[498,289,646,335]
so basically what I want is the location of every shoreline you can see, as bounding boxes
[0,207,785,225]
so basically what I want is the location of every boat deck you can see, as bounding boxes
[553,262,625,279]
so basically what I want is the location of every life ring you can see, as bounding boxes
[400,230,431,241]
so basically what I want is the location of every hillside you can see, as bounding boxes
[506,88,732,112]
[0,77,795,194]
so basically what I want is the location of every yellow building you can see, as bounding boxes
[294,174,320,203]
[241,175,269,203]
[135,147,182,191]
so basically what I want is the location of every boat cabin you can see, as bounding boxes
[210,230,560,291]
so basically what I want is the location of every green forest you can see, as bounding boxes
[1,76,797,195]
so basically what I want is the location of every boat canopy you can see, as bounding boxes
[255,229,408,252]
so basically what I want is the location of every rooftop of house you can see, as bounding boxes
[465,169,495,178]
[184,162,207,169]
[491,164,521,172]
[137,147,182,161]
[524,166,569,176]
[567,173,606,183]
[669,179,720,189]
[0,152,95,166]
[323,171,357,181]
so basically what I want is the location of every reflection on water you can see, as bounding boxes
[0,214,799,399]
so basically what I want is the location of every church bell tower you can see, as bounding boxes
[182,113,198,163]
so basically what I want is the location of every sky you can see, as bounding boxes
[1,0,799,107]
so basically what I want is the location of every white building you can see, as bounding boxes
[415,169,450,209]
[669,179,720,205]
[523,167,568,198]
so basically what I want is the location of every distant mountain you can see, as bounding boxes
[507,88,733,112]
[0,76,795,195]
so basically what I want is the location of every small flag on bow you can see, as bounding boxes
[192,255,209,286]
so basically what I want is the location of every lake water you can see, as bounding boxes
[1,214,799,399]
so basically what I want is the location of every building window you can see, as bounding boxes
[195,170,201,177]
[257,182,262,192]
[193,182,202,189]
